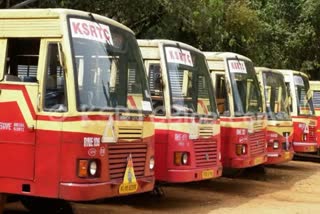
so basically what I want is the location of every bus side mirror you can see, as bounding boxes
[58,43,66,70]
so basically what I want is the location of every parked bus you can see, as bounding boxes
[0,9,155,213]
[204,52,267,170]
[277,70,317,154]
[308,81,320,155]
[138,40,222,183]
[255,68,294,164]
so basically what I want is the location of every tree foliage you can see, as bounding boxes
[2,0,320,78]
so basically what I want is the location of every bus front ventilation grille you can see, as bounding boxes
[194,140,218,167]
[117,126,143,140]
[308,125,316,142]
[253,122,264,131]
[199,126,214,138]
[249,131,265,156]
[108,143,147,180]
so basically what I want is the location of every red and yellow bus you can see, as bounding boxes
[204,52,267,169]
[138,40,222,183]
[255,68,294,164]
[277,70,317,154]
[0,9,155,212]
[309,81,320,155]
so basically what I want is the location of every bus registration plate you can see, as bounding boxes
[202,169,214,179]
[254,156,264,165]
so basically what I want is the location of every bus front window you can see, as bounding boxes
[164,46,218,118]
[294,74,315,116]
[227,59,263,116]
[263,72,291,120]
[68,17,151,112]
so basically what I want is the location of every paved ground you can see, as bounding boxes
[4,160,320,213]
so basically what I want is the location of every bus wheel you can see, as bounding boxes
[20,196,73,214]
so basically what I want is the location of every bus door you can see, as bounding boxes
[0,38,41,180]
[144,60,165,116]
[36,39,67,183]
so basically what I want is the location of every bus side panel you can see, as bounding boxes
[33,128,61,197]
[0,84,37,182]
[154,128,169,181]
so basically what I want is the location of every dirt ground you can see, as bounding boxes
[4,160,320,214]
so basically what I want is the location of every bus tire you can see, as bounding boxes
[20,196,73,214]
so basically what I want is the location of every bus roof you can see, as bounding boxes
[0,8,134,35]
[255,67,284,76]
[274,69,308,78]
[137,39,203,55]
[203,52,252,62]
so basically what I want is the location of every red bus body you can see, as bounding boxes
[278,70,318,154]
[205,52,267,169]
[256,68,294,165]
[0,9,155,202]
[139,40,222,183]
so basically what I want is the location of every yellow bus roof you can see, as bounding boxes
[203,52,252,62]
[0,8,134,35]
[137,39,203,55]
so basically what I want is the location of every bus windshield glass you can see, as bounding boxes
[227,59,263,116]
[293,74,314,116]
[262,72,291,120]
[68,17,151,112]
[163,45,218,118]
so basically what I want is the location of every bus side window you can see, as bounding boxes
[4,38,40,82]
[215,74,230,116]
[285,82,293,112]
[43,43,67,112]
[148,63,164,115]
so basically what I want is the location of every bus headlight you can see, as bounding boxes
[89,160,98,176]
[302,134,307,142]
[174,152,189,165]
[181,153,189,165]
[273,141,279,149]
[236,144,247,155]
[149,156,155,170]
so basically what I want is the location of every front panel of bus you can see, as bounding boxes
[147,44,221,182]
[289,74,317,153]
[311,82,320,151]
[220,58,267,168]
[261,71,294,164]
[57,16,155,200]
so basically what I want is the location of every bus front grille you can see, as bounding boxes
[308,125,316,142]
[194,140,218,167]
[249,131,266,156]
[108,143,147,180]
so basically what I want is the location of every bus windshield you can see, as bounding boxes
[227,59,263,116]
[68,17,151,112]
[293,74,314,116]
[262,72,291,120]
[163,45,218,118]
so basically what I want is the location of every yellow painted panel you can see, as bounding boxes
[0,19,61,37]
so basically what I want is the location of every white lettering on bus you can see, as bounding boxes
[0,122,12,131]
[70,18,114,45]
[165,47,193,67]
[84,137,101,147]
[228,60,247,74]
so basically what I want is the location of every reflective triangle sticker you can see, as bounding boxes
[119,154,139,194]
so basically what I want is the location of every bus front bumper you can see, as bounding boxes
[59,176,154,201]
[265,151,294,165]
[228,154,267,168]
[293,142,318,153]
[164,165,223,183]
